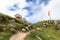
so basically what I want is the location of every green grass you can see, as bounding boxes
[0,31,13,40]
[1,13,60,40]
[36,26,60,40]
[24,35,39,40]
[0,13,29,40]
[25,26,60,40]
[25,20,60,40]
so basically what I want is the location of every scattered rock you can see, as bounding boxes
[36,27,42,31]
[22,28,27,32]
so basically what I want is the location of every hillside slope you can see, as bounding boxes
[25,20,60,40]
[0,13,30,40]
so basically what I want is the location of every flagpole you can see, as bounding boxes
[49,15,51,20]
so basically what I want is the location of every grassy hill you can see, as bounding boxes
[0,13,30,40]
[0,13,60,40]
[25,20,60,40]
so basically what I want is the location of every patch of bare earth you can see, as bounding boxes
[10,32,28,40]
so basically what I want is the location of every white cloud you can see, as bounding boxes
[0,0,60,23]
[0,0,28,17]
[26,0,60,23]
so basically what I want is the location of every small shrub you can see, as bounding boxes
[29,29,37,38]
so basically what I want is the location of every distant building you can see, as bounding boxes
[15,14,22,19]
[15,14,28,23]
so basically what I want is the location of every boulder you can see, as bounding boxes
[21,28,26,32]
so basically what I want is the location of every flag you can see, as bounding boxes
[48,10,50,16]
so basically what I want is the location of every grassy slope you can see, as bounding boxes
[0,13,29,40]
[1,13,60,40]
[25,20,60,40]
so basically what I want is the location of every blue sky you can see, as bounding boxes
[0,0,60,23]
[8,3,20,11]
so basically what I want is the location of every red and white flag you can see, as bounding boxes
[48,10,50,16]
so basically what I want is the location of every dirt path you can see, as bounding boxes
[10,32,28,40]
